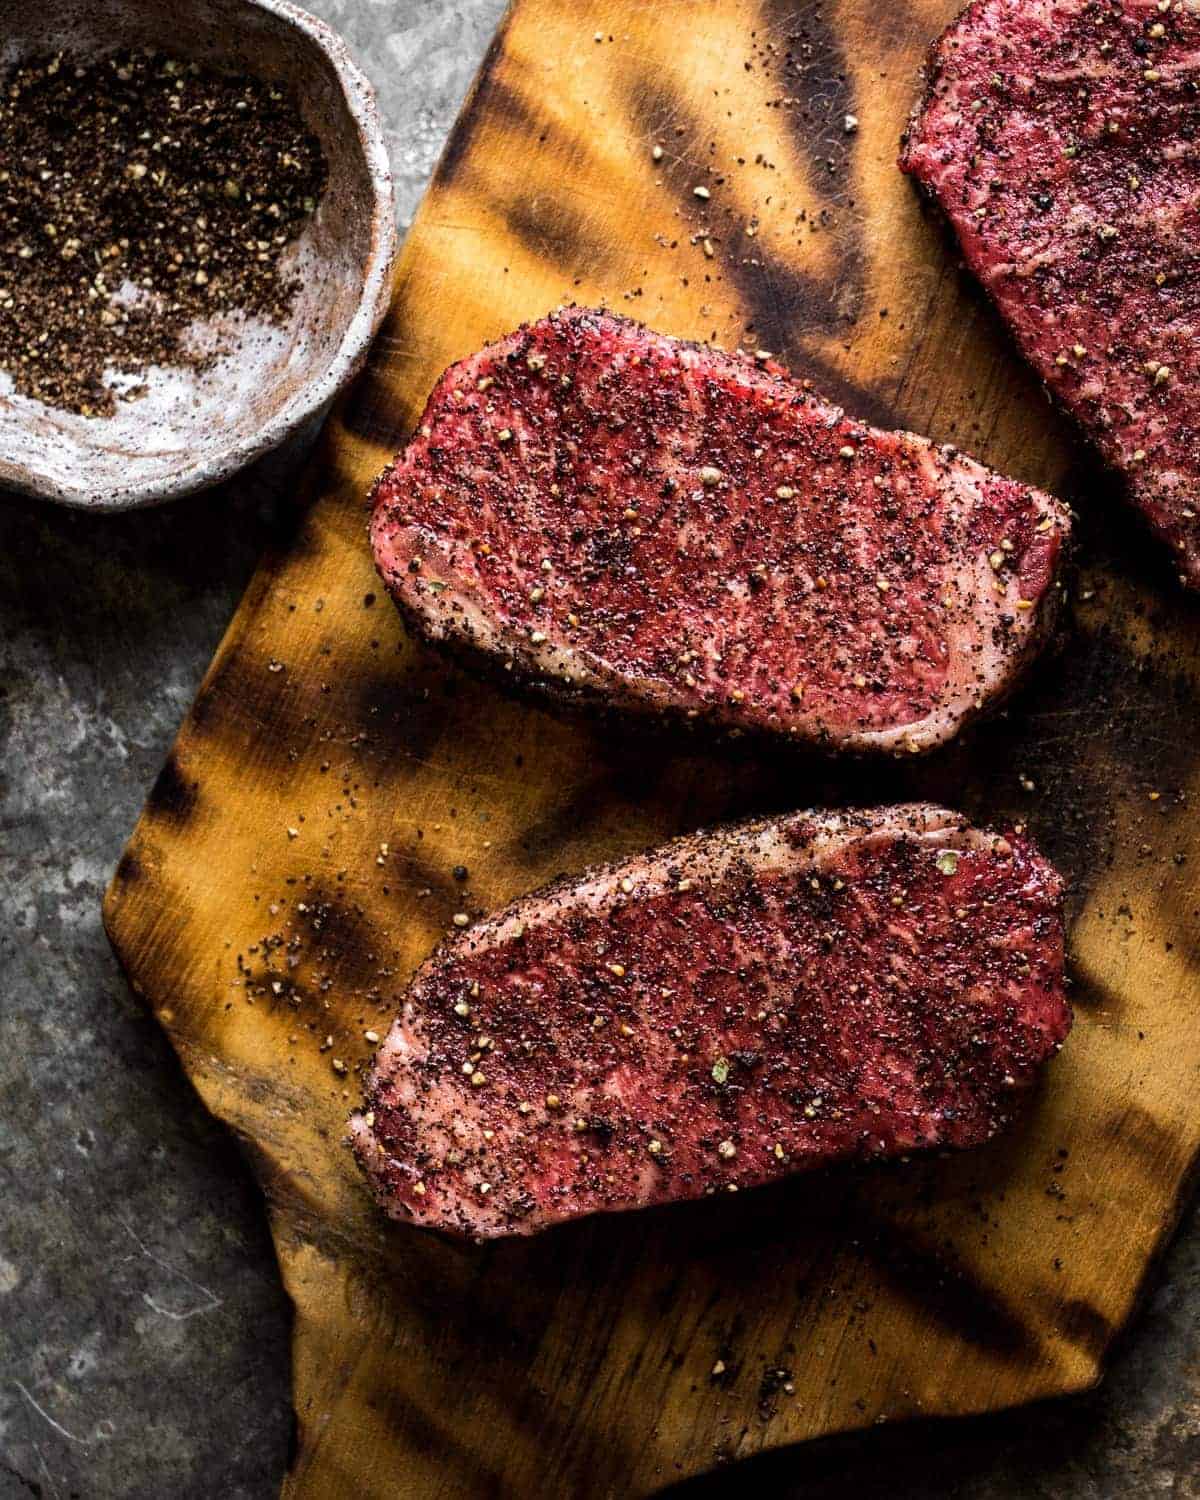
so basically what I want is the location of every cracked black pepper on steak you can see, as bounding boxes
[0,49,327,417]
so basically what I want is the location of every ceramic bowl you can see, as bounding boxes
[0,0,396,509]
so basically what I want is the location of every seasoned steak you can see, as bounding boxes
[370,309,1069,754]
[901,0,1200,588]
[352,805,1070,1239]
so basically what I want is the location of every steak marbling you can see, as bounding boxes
[370,309,1069,753]
[352,804,1070,1239]
[902,0,1200,587]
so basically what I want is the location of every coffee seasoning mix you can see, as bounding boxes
[0,49,327,416]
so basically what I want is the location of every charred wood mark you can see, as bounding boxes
[853,1209,1040,1363]
[503,192,617,281]
[329,1234,641,1494]
[498,735,854,874]
[757,0,860,200]
[146,752,198,826]
[617,71,894,428]
[726,247,898,431]
[433,26,530,196]
[1059,965,1122,1017]
[114,849,142,885]
[888,611,1200,913]
[188,637,314,753]
[281,886,387,994]
[471,1245,656,1484]
[1053,1298,1112,1360]
[352,1384,510,1499]
[1103,1103,1181,1171]
[384,842,477,915]
[336,307,424,452]
[341,647,494,784]
[505,757,682,870]
[234,881,414,1031]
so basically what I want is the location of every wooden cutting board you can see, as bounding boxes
[104,0,1200,1494]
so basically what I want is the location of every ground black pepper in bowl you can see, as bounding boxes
[0,49,327,417]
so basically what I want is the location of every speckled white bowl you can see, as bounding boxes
[0,0,396,509]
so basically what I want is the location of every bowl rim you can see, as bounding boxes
[1,0,398,511]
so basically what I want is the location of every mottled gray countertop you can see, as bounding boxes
[1,3,1197,1497]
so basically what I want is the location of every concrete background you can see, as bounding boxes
[1,3,1196,1496]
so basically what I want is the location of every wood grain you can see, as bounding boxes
[104,0,1200,1494]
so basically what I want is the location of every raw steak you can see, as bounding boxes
[370,309,1069,753]
[351,805,1070,1239]
[901,0,1200,587]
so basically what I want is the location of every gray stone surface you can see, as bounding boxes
[0,3,1196,1497]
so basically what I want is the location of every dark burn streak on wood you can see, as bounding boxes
[619,65,844,338]
[504,759,684,869]
[262,884,395,1000]
[432,12,526,196]
[334,325,420,452]
[342,654,480,777]
[852,1211,1041,1363]
[189,641,309,752]
[503,192,619,281]
[617,68,899,430]
[1061,967,1124,1017]
[1102,1104,1182,1169]
[757,0,860,207]
[145,752,199,825]
[1054,1299,1113,1360]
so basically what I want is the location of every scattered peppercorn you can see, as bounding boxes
[0,49,326,416]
